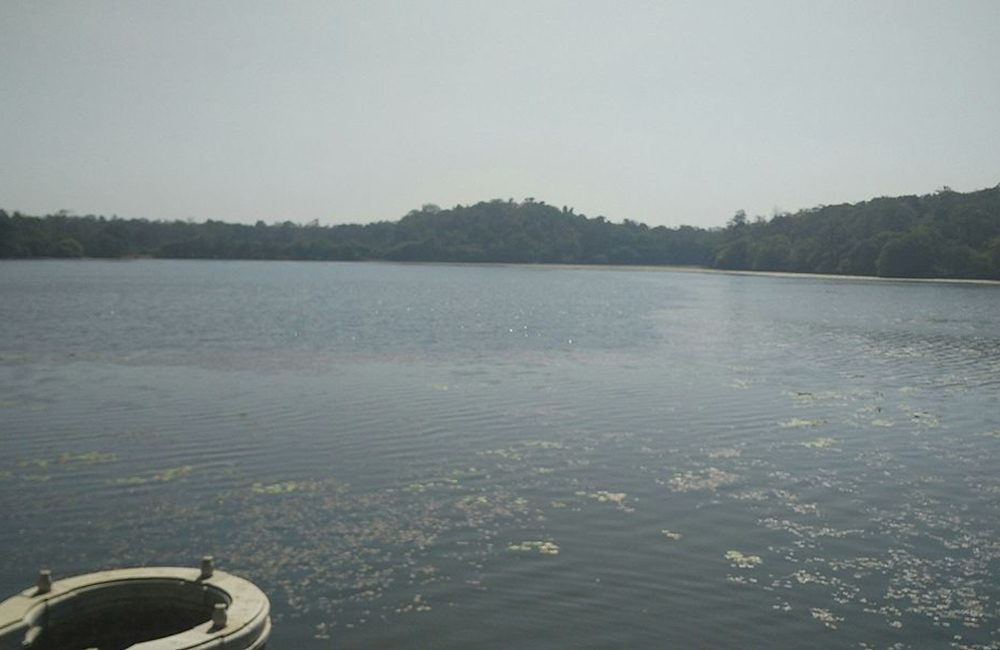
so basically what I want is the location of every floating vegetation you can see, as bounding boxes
[668,467,737,492]
[18,451,118,470]
[429,384,449,391]
[523,440,566,450]
[252,480,314,494]
[403,478,459,494]
[725,550,762,568]
[729,488,820,518]
[508,541,560,555]
[313,622,331,640]
[789,502,818,515]
[22,474,52,482]
[801,437,835,449]
[453,491,531,528]
[478,448,521,461]
[58,451,118,464]
[730,488,770,502]
[394,594,432,613]
[759,518,862,540]
[705,447,741,459]
[113,465,192,485]
[789,569,840,587]
[478,441,568,466]
[785,390,852,404]
[810,607,843,629]
[660,529,683,541]
[578,490,629,507]
[780,418,826,429]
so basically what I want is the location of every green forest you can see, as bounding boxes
[2,184,1000,279]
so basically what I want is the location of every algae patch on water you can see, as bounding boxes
[508,540,560,555]
[523,440,566,450]
[113,465,192,485]
[251,479,327,494]
[668,467,737,492]
[725,550,762,568]
[478,448,522,461]
[19,451,118,470]
[576,490,633,512]
[810,607,843,629]
[403,478,459,494]
[801,437,835,449]
[58,451,118,464]
[394,594,432,613]
[780,418,826,429]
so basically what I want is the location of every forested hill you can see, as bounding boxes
[714,185,1000,279]
[0,200,719,266]
[2,185,1000,279]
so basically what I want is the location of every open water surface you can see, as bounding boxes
[1,260,999,649]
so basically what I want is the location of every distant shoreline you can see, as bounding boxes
[7,256,999,287]
[378,259,1000,286]
[5,185,999,281]
[554,263,1000,286]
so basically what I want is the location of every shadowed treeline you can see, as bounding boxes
[2,185,999,279]
[713,185,1000,279]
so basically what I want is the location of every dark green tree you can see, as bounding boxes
[876,231,935,278]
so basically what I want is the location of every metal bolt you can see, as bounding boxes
[200,556,214,579]
[212,603,228,628]
[36,570,52,595]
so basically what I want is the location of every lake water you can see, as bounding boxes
[2,260,999,649]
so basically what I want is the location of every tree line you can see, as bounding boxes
[2,185,999,279]
[713,185,1000,279]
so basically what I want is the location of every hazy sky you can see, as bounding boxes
[2,1,998,228]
